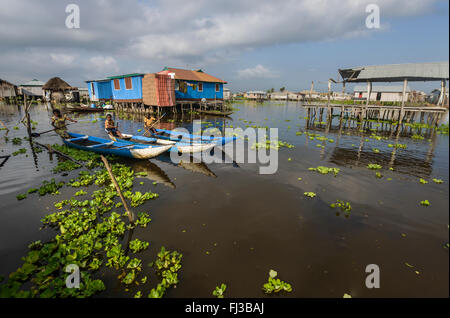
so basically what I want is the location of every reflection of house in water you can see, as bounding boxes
[328,146,434,178]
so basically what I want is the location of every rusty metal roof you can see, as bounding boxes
[161,67,227,83]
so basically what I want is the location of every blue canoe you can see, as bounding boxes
[63,132,172,159]
[152,128,236,145]
[109,133,215,154]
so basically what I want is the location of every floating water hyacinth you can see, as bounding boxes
[308,166,340,176]
[330,200,352,213]
[262,269,292,294]
[212,283,227,298]
[367,164,382,170]
[304,192,316,198]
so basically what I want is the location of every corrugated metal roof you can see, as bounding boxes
[160,67,227,83]
[20,79,45,87]
[340,62,449,83]
[107,73,145,80]
[353,85,411,93]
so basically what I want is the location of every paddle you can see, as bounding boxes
[31,123,76,137]
[31,119,93,137]
[143,113,166,137]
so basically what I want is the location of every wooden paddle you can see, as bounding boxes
[143,113,166,137]
[31,123,75,137]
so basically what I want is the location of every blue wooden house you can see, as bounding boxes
[108,73,145,102]
[85,79,113,101]
[158,67,227,101]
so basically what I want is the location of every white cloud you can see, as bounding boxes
[237,65,279,79]
[50,53,75,65]
[0,0,440,86]
[88,56,119,73]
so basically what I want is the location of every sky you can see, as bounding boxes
[0,0,448,93]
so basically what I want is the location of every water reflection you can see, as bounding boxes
[128,159,176,189]
[155,154,217,178]
[303,112,442,177]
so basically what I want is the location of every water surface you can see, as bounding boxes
[0,101,448,297]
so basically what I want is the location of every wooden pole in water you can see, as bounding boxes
[399,78,408,124]
[100,155,135,224]
[365,81,372,120]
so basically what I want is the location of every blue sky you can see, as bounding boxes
[0,0,448,93]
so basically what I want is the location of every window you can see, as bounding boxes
[114,79,120,90]
[125,77,132,90]
[198,82,203,92]
[215,83,220,92]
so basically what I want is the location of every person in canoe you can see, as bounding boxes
[144,114,158,135]
[51,109,77,139]
[105,114,125,138]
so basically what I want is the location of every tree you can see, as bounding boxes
[280,87,285,92]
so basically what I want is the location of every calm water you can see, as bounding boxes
[0,101,448,297]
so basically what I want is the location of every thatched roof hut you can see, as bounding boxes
[43,77,73,92]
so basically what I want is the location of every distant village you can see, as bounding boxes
[0,63,448,110]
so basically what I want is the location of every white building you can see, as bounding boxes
[19,79,45,98]
[269,91,304,101]
[223,88,232,100]
[353,85,411,102]
[244,91,267,100]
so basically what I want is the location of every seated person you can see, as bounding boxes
[144,114,158,135]
[105,114,124,138]
[51,109,77,139]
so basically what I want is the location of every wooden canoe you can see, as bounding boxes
[68,106,105,113]
[64,132,171,159]
[198,110,234,116]
[152,128,236,146]
[109,133,215,154]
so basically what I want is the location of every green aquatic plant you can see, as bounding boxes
[367,164,382,170]
[38,179,65,196]
[432,178,443,184]
[129,239,149,253]
[53,160,81,173]
[148,246,183,298]
[124,191,158,207]
[420,200,430,207]
[308,166,340,176]
[262,269,292,294]
[411,134,424,140]
[388,143,407,149]
[375,172,382,179]
[212,283,227,298]
[304,192,316,198]
[16,194,27,200]
[330,200,352,213]
[12,148,27,156]
[372,148,380,154]
[419,178,428,185]
[12,137,22,145]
